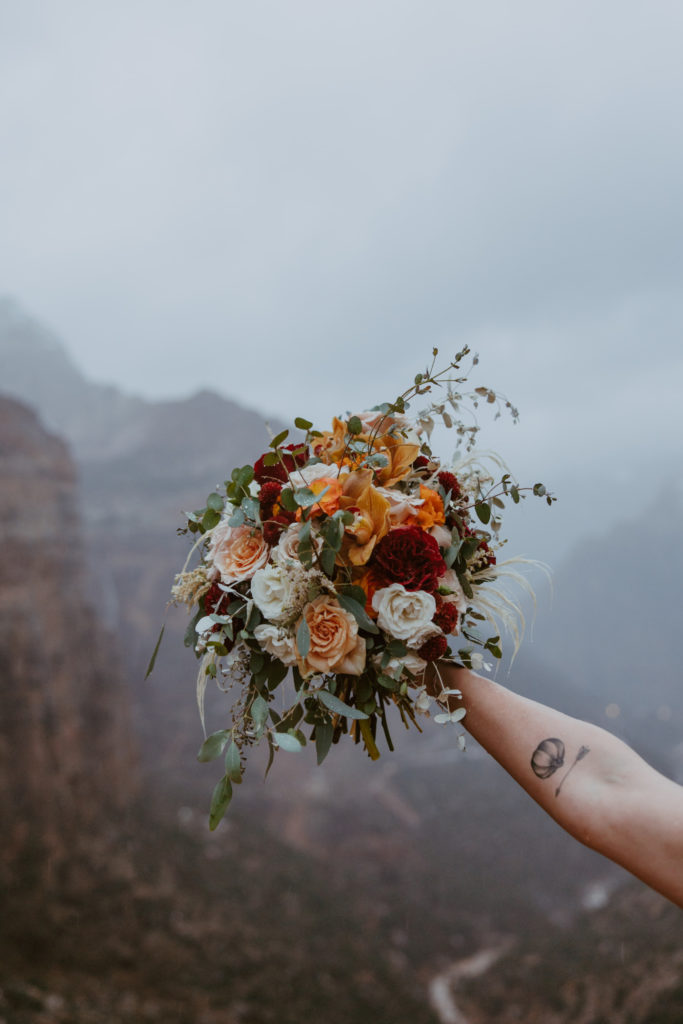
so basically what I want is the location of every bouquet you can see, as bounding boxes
[152,347,553,828]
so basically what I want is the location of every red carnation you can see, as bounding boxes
[437,471,461,500]
[418,633,449,662]
[433,597,459,635]
[253,444,309,485]
[371,525,447,593]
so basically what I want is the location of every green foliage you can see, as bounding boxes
[197,730,231,763]
[336,593,379,634]
[318,689,368,720]
[145,624,165,679]
[209,776,232,830]
[224,741,242,782]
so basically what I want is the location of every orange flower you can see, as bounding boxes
[311,417,349,465]
[338,470,391,566]
[296,477,343,519]
[415,485,445,530]
[356,567,382,618]
[373,435,420,487]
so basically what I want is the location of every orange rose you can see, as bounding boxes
[296,595,366,677]
[210,523,269,582]
[415,485,445,530]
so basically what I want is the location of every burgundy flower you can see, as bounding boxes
[418,633,449,662]
[433,597,459,635]
[437,471,461,500]
[202,582,230,616]
[371,525,447,594]
[259,480,283,522]
[253,444,308,485]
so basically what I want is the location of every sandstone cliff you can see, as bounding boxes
[0,397,135,885]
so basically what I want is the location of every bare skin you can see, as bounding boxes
[426,663,683,909]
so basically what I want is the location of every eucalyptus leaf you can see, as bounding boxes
[270,429,289,449]
[296,617,311,659]
[294,416,313,430]
[145,624,165,679]
[336,593,379,635]
[202,508,221,531]
[475,501,491,524]
[279,488,298,512]
[209,776,233,830]
[206,492,224,512]
[273,732,303,753]
[197,729,231,762]
[315,721,334,765]
[318,690,368,720]
[250,695,268,734]
[224,741,242,782]
[242,496,261,523]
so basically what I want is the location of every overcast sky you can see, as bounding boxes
[2,0,682,557]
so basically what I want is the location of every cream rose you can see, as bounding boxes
[251,564,293,623]
[210,523,269,583]
[273,522,323,565]
[372,583,441,648]
[253,624,298,665]
[374,650,428,679]
[296,594,366,677]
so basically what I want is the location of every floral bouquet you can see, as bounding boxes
[151,347,553,828]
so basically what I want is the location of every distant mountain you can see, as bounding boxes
[0,298,282,525]
[530,491,683,745]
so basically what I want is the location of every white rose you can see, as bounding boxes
[372,584,439,648]
[251,564,293,623]
[253,624,298,665]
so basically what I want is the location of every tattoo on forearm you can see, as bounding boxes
[530,738,591,797]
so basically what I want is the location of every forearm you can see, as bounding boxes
[429,663,683,907]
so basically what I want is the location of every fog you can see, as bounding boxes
[2,1,682,553]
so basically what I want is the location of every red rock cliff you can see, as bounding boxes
[0,397,136,884]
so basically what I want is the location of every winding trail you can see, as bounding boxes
[428,943,512,1024]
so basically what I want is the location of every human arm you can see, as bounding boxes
[428,663,683,908]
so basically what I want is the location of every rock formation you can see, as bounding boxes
[0,397,135,886]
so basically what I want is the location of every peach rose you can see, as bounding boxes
[210,523,269,583]
[296,594,366,677]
